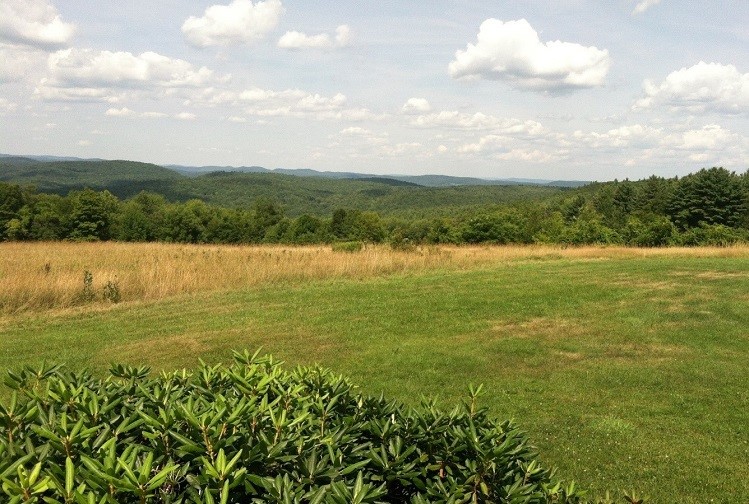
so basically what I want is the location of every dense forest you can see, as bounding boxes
[1,159,748,246]
[0,157,568,217]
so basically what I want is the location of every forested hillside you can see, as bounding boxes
[1,159,747,246]
[0,157,567,217]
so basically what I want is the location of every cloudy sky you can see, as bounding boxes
[1,0,747,180]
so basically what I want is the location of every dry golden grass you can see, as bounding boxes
[2,241,749,315]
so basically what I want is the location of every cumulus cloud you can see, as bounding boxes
[105,107,135,117]
[457,134,508,153]
[203,86,368,120]
[409,109,545,136]
[176,112,197,120]
[334,25,351,47]
[632,0,661,15]
[449,18,610,92]
[456,133,565,162]
[495,148,562,163]
[656,124,749,165]
[278,24,350,49]
[661,124,739,151]
[35,48,221,102]
[634,62,749,114]
[105,108,172,119]
[401,98,431,114]
[572,124,663,149]
[278,31,329,49]
[182,0,283,48]
[0,0,75,49]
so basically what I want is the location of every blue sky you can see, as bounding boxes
[0,0,747,180]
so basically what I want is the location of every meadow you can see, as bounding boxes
[1,242,748,502]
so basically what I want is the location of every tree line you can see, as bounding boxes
[1,167,748,247]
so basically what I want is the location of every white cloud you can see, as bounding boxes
[35,48,221,102]
[48,49,216,87]
[105,107,135,117]
[401,98,431,114]
[632,0,661,15]
[572,124,663,148]
[296,92,346,112]
[495,148,562,163]
[34,82,122,102]
[227,116,247,122]
[409,110,545,136]
[457,134,507,153]
[334,25,351,47]
[455,132,565,162]
[204,86,360,120]
[0,44,48,82]
[77,139,91,146]
[449,18,610,92]
[182,0,283,48]
[634,62,749,114]
[278,24,351,49]
[105,108,170,119]
[653,124,749,167]
[278,31,330,49]
[339,126,372,136]
[661,124,739,151]
[175,112,197,120]
[0,0,75,49]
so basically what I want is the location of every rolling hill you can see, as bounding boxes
[0,156,575,216]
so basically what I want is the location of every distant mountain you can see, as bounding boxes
[4,155,590,188]
[0,154,104,163]
[0,155,573,217]
[164,164,270,176]
[164,163,590,188]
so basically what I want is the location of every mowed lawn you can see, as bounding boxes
[1,247,748,502]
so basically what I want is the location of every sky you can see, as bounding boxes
[0,0,747,181]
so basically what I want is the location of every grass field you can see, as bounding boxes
[1,243,748,502]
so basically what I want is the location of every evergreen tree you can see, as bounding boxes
[667,167,747,230]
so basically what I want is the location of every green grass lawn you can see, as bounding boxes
[2,253,748,502]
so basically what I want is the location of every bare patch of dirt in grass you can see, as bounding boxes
[693,271,749,280]
[662,302,688,313]
[487,317,591,343]
[601,342,690,364]
[553,350,584,361]
[670,270,749,281]
[603,274,678,292]
[646,289,717,314]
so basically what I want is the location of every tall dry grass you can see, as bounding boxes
[2,241,749,315]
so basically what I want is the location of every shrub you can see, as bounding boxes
[103,279,121,303]
[331,240,364,253]
[0,351,624,503]
[79,270,96,303]
[673,223,749,247]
